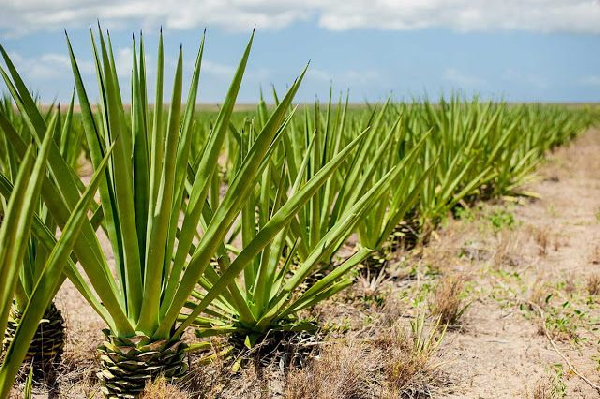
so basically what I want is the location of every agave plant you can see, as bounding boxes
[186,117,397,345]
[281,99,428,272]
[224,92,361,262]
[0,26,366,396]
[251,96,398,255]
[0,95,83,382]
[491,103,590,196]
[0,110,111,397]
[283,95,378,263]
[182,92,439,344]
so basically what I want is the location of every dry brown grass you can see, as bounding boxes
[140,376,188,399]
[430,275,469,328]
[564,275,577,296]
[533,226,551,256]
[189,364,269,399]
[285,317,447,399]
[586,274,600,295]
[285,342,379,399]
[529,376,555,399]
[524,225,570,258]
[375,322,446,398]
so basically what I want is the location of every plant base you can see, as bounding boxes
[362,250,389,275]
[389,216,421,252]
[97,330,188,398]
[3,302,65,383]
[228,328,320,369]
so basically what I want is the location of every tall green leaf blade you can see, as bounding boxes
[0,138,114,396]
[137,47,183,333]
[161,32,256,316]
[97,28,143,321]
[131,34,151,270]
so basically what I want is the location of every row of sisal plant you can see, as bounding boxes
[198,92,591,271]
[0,28,593,397]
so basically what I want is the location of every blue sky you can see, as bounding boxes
[1,0,599,103]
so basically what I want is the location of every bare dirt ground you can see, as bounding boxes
[431,128,600,398]
[20,128,600,398]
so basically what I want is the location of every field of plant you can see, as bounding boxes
[0,29,597,398]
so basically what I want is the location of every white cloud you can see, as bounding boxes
[114,47,134,77]
[3,47,261,89]
[443,68,486,88]
[1,0,599,36]
[5,51,94,80]
[313,0,600,33]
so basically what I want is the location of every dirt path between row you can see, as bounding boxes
[434,129,600,398]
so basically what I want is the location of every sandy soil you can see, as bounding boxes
[433,129,600,398]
